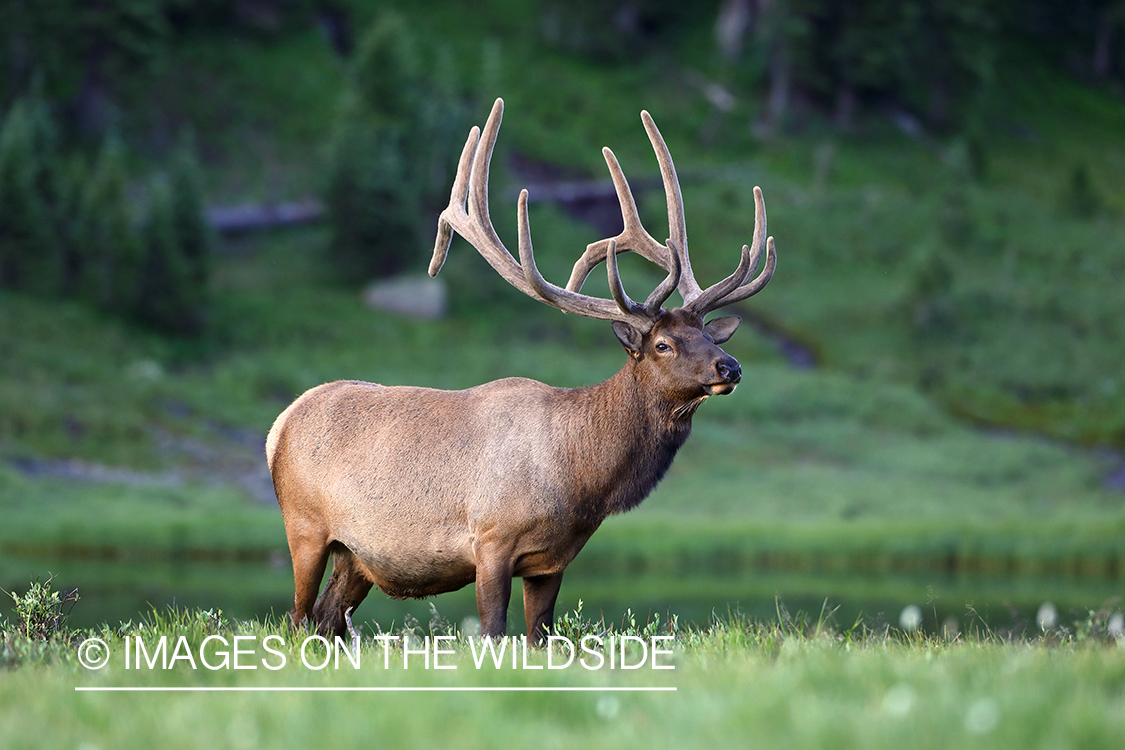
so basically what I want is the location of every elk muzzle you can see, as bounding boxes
[708,355,741,395]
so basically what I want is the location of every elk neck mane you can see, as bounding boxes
[556,356,701,520]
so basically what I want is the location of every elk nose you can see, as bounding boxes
[716,359,741,383]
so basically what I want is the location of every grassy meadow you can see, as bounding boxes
[3,605,1125,749]
[2,2,1125,746]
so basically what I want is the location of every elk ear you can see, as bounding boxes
[612,321,644,358]
[703,315,741,344]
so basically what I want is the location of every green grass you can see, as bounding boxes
[3,606,1125,749]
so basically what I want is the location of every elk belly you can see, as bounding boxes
[343,539,478,599]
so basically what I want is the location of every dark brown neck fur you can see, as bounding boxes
[557,358,703,524]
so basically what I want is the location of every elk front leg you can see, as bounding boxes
[474,551,513,638]
[523,572,564,646]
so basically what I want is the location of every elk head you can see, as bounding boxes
[431,98,776,406]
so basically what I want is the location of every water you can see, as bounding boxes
[2,553,1121,637]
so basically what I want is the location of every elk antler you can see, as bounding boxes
[564,110,776,317]
[431,98,679,331]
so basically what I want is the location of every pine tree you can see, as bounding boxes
[167,133,214,329]
[324,11,472,281]
[325,110,420,279]
[0,97,66,294]
[74,134,142,312]
[128,133,213,335]
[136,175,187,333]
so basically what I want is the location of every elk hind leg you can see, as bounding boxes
[523,572,564,645]
[312,543,374,640]
[287,529,330,632]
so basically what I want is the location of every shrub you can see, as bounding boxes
[3,576,79,642]
[133,135,213,335]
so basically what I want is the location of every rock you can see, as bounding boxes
[362,275,448,320]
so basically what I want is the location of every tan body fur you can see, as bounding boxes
[268,377,624,601]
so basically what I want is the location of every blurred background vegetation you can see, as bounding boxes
[1,0,1123,631]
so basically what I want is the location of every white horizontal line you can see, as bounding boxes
[75,686,676,693]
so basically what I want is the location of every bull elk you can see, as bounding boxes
[267,98,777,644]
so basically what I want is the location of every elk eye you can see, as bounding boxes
[654,341,672,353]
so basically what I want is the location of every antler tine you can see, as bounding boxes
[686,185,776,314]
[684,242,755,314]
[640,110,701,304]
[430,124,481,276]
[517,192,653,327]
[463,99,537,293]
[643,239,680,315]
[565,146,671,294]
[432,99,540,298]
[749,184,767,279]
[707,236,776,309]
[605,241,647,318]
